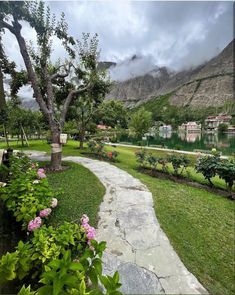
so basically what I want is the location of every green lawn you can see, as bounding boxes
[45,161,105,227]
[1,140,235,294]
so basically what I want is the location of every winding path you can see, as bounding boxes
[29,151,207,294]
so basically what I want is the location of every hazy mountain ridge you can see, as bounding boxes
[106,39,234,110]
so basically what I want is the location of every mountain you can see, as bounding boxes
[106,40,234,113]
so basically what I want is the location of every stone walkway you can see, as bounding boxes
[28,151,207,294]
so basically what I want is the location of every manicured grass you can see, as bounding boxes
[1,140,235,294]
[45,161,105,227]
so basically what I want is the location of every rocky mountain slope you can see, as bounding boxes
[106,39,234,111]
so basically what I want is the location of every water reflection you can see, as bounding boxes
[159,130,172,139]
[178,132,201,143]
[120,131,235,155]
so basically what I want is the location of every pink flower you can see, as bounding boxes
[51,198,58,208]
[81,214,89,225]
[28,217,42,232]
[86,226,96,240]
[37,168,46,179]
[39,208,52,218]
[81,214,96,241]
[32,163,36,169]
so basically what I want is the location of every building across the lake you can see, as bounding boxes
[178,122,201,133]
[204,115,232,132]
[159,125,172,132]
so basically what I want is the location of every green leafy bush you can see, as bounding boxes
[0,224,122,295]
[88,140,119,162]
[146,154,159,171]
[0,169,55,229]
[216,159,235,194]
[195,154,221,186]
[106,151,119,162]
[167,154,190,175]
[135,149,146,167]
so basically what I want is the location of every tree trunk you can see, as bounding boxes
[50,126,62,170]
[79,128,85,149]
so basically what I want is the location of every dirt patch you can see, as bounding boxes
[138,167,234,200]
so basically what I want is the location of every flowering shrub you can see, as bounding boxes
[0,221,122,294]
[0,154,59,230]
[106,150,119,162]
[88,140,119,162]
[27,217,42,232]
[0,153,122,293]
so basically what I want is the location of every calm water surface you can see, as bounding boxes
[119,131,235,156]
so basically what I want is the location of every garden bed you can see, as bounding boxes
[138,167,235,199]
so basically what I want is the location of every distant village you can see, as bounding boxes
[159,115,234,134]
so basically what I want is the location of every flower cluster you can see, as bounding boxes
[28,217,42,232]
[107,152,113,159]
[0,182,7,187]
[37,168,46,179]
[51,197,58,208]
[27,167,58,232]
[39,208,52,218]
[81,214,96,241]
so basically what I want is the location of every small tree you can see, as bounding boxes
[129,107,152,139]
[216,159,235,195]
[167,154,190,175]
[195,154,220,186]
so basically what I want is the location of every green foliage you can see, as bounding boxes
[133,92,229,127]
[30,223,86,264]
[129,107,152,138]
[95,100,128,128]
[218,123,228,133]
[88,140,119,162]
[18,285,36,295]
[106,151,119,162]
[0,231,121,294]
[0,241,33,284]
[34,248,121,295]
[146,154,159,170]
[0,154,55,229]
[216,159,235,193]
[195,154,221,186]
[135,149,146,167]
[167,154,190,175]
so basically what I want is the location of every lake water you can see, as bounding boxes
[119,131,235,156]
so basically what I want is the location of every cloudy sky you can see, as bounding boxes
[1,0,234,96]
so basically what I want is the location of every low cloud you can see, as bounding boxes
[109,54,158,81]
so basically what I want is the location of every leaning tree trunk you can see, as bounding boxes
[50,124,62,171]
